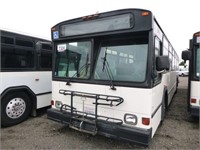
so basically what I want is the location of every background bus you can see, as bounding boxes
[0,29,52,127]
[182,31,200,117]
[47,9,179,145]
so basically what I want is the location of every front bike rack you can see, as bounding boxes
[59,89,124,135]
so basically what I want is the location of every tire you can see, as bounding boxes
[175,77,179,93]
[1,92,32,127]
[161,93,167,122]
[161,100,166,121]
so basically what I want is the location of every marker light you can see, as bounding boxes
[142,117,150,126]
[141,11,150,16]
[194,33,200,37]
[124,114,137,125]
[51,27,56,31]
[82,12,99,21]
[191,98,197,104]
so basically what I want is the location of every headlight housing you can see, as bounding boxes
[124,113,137,125]
[55,100,63,109]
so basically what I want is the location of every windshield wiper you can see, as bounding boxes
[66,54,90,85]
[102,48,116,90]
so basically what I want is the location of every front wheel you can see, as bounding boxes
[1,92,32,127]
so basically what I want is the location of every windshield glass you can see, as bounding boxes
[55,41,91,79]
[196,47,200,77]
[94,37,148,82]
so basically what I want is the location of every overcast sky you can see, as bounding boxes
[1,0,199,60]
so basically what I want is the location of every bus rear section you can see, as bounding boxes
[47,8,179,145]
[182,32,200,117]
[0,30,52,127]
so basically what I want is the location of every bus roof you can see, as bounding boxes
[0,27,51,41]
[51,8,152,29]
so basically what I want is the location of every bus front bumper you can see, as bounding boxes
[47,108,152,146]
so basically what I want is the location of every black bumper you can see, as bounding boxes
[190,106,200,117]
[47,108,152,146]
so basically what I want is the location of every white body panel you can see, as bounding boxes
[37,94,52,109]
[52,71,177,137]
[52,81,152,129]
[190,81,200,107]
[0,71,52,109]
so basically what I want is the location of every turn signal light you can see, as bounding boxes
[142,117,150,125]
[51,100,54,106]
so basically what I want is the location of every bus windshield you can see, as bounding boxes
[196,47,200,77]
[55,41,91,78]
[94,37,148,82]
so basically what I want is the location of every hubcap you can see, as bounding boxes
[6,98,26,119]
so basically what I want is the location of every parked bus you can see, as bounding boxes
[182,31,200,117]
[0,29,52,127]
[47,9,179,145]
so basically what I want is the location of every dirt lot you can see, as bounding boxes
[1,77,199,149]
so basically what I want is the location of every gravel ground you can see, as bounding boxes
[1,77,199,149]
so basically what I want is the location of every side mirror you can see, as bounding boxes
[156,56,170,71]
[182,50,191,61]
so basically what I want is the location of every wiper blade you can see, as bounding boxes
[66,54,90,85]
[102,49,107,72]
[102,48,116,90]
[66,63,90,86]
[72,63,90,78]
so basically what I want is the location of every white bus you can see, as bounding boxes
[182,32,200,117]
[0,29,52,127]
[47,9,179,145]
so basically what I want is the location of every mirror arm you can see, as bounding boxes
[157,70,166,74]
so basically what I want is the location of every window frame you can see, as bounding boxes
[93,36,149,83]
[54,39,92,79]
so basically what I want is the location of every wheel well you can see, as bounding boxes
[1,87,36,113]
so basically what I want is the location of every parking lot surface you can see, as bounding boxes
[1,77,199,149]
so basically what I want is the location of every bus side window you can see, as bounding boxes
[153,36,161,84]
[40,50,52,69]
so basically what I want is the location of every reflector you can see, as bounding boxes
[191,98,197,104]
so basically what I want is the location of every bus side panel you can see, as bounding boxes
[1,72,51,94]
[190,81,200,108]
[1,72,52,108]
[151,71,177,137]
[151,77,165,136]
[36,94,52,109]
[167,71,178,104]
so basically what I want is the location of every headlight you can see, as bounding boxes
[124,113,137,125]
[55,101,63,109]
